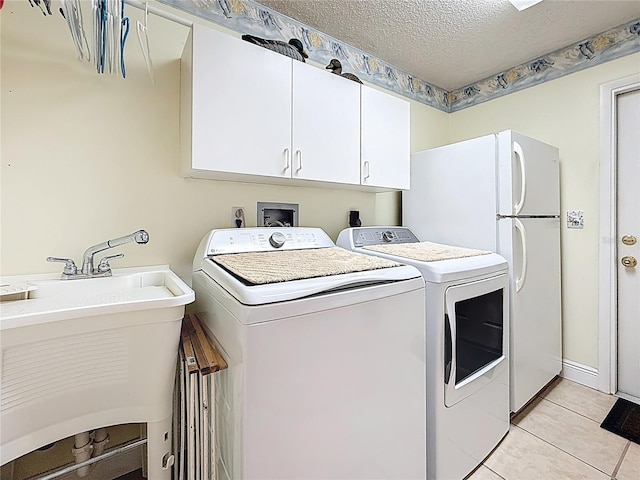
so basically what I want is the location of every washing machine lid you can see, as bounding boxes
[337,227,507,283]
[194,227,422,305]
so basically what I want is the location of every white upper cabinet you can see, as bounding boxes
[182,25,292,180]
[291,61,361,185]
[361,85,411,190]
[181,24,409,191]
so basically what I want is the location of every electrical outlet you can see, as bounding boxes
[567,210,584,229]
[232,207,245,228]
[349,210,361,227]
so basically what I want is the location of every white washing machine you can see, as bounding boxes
[337,227,510,480]
[192,227,426,480]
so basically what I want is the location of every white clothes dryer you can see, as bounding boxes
[192,227,426,480]
[337,227,510,480]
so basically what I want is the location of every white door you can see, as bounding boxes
[616,88,640,402]
[497,131,560,216]
[291,61,361,185]
[361,85,410,189]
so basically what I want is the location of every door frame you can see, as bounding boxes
[598,74,640,394]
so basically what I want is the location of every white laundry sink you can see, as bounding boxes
[0,265,194,468]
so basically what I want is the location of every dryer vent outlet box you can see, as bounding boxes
[258,202,299,227]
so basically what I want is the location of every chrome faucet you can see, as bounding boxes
[47,229,149,279]
[80,229,149,275]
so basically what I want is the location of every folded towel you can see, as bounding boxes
[213,246,399,284]
[363,241,490,262]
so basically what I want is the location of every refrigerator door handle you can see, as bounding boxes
[514,218,528,292]
[513,141,526,215]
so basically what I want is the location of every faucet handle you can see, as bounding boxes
[97,253,124,273]
[47,257,78,276]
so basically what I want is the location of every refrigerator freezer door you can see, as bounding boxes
[497,131,560,216]
[403,135,498,251]
[498,216,562,412]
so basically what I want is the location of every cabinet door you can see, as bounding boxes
[361,86,410,189]
[190,25,293,178]
[291,61,360,185]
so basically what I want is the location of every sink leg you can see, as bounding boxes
[146,416,173,480]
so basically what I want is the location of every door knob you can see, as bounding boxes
[621,256,637,268]
[621,235,637,246]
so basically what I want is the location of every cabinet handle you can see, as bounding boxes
[363,161,370,180]
[284,148,290,172]
[296,150,302,172]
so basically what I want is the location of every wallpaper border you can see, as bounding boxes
[158,0,640,113]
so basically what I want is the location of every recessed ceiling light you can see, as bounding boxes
[509,0,544,11]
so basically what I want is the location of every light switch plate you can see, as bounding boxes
[567,210,584,229]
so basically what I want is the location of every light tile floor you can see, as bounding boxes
[467,377,640,480]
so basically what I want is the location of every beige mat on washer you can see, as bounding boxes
[363,241,490,262]
[212,246,400,285]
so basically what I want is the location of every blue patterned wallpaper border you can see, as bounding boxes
[157,0,639,113]
[447,18,640,111]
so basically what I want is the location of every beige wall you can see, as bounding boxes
[3,1,636,370]
[448,53,640,368]
[0,3,445,282]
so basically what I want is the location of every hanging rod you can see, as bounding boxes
[124,0,193,27]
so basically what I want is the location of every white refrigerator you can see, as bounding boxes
[403,130,562,413]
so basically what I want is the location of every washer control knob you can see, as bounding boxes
[382,231,395,243]
[269,232,286,248]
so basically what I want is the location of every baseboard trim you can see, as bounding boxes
[561,359,599,389]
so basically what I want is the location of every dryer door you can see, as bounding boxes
[444,273,508,407]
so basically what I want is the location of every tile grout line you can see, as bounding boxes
[610,441,631,480]
[514,396,603,430]
[511,424,616,478]
[535,396,635,444]
[541,394,615,424]
[481,463,507,480]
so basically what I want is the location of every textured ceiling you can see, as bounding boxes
[256,0,640,90]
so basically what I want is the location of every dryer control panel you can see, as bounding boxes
[338,227,420,248]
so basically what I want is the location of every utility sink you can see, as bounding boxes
[1,265,193,330]
[0,265,194,475]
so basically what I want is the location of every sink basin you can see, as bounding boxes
[0,265,194,473]
[1,265,194,331]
